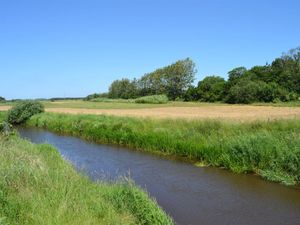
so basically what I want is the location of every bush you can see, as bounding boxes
[135,95,169,104]
[197,76,226,102]
[183,86,199,101]
[7,101,44,124]
[225,79,261,104]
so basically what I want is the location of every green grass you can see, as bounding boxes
[0,133,173,225]
[252,101,300,107]
[135,95,169,104]
[88,98,135,103]
[0,112,6,121]
[2,100,300,110]
[26,112,300,186]
[42,100,226,109]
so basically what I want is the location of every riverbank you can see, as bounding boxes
[0,132,173,225]
[25,112,300,186]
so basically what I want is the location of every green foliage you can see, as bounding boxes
[0,135,173,225]
[108,78,138,99]
[107,58,196,100]
[0,112,7,122]
[0,96,5,102]
[135,95,169,104]
[84,93,108,101]
[138,58,196,100]
[183,86,199,101]
[0,122,14,136]
[271,47,300,93]
[225,79,260,104]
[50,97,83,102]
[7,101,44,125]
[197,76,226,102]
[98,47,300,104]
[188,47,300,104]
[225,78,298,104]
[27,113,300,185]
[89,98,134,103]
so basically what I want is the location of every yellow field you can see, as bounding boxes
[1,101,300,121]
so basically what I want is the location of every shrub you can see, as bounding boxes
[7,101,44,124]
[197,76,226,102]
[135,95,169,104]
[183,86,199,101]
[225,79,261,104]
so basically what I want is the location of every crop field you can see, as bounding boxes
[1,100,300,121]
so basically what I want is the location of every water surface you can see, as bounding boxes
[18,127,300,225]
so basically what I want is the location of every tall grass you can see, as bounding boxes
[89,98,135,103]
[27,113,300,185]
[135,95,169,104]
[0,134,173,225]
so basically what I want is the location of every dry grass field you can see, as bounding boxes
[1,103,300,121]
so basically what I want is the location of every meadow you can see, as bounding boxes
[1,99,300,110]
[25,112,300,186]
[1,100,300,121]
[1,100,300,225]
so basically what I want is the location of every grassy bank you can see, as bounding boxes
[26,112,300,185]
[0,132,173,224]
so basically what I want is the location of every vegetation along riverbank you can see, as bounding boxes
[0,113,173,225]
[25,112,300,186]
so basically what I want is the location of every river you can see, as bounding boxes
[18,127,300,225]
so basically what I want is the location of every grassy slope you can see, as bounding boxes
[0,118,173,225]
[27,112,300,185]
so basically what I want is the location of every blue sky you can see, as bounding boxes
[1,0,299,99]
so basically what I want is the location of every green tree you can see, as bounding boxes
[224,67,247,95]
[0,97,5,102]
[197,76,225,102]
[108,78,138,99]
[164,58,197,100]
[137,58,196,100]
[183,86,199,101]
[248,65,273,83]
[225,78,261,104]
[271,47,300,94]
[227,67,247,83]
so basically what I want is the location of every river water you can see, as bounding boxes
[18,127,300,225]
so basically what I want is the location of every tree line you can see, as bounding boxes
[97,47,300,103]
[107,58,196,101]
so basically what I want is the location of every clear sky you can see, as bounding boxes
[1,0,299,99]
